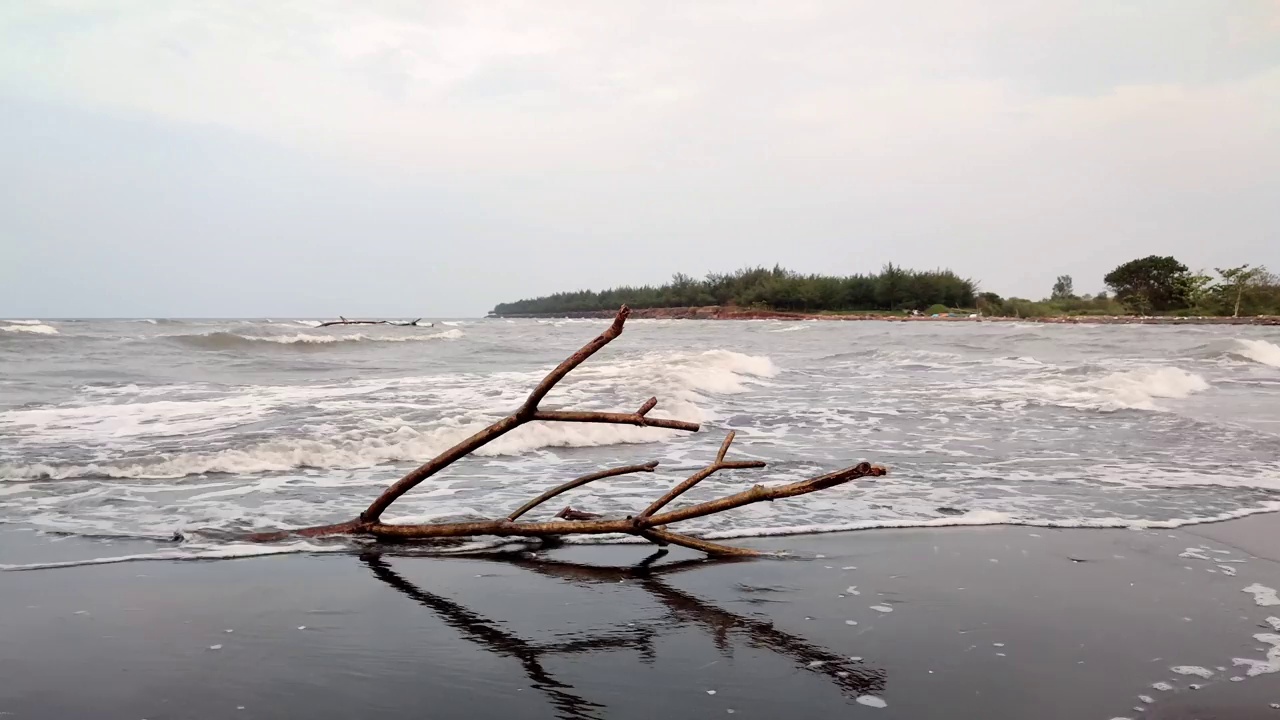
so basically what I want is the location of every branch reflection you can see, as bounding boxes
[362,549,885,719]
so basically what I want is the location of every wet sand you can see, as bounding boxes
[5,517,1280,719]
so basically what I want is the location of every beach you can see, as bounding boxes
[4,316,1280,718]
[5,516,1280,719]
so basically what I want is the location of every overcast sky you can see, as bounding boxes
[2,1,1277,317]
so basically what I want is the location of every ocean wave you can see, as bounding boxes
[768,324,809,333]
[566,349,777,398]
[0,348,772,480]
[2,323,58,335]
[0,411,693,480]
[973,365,1212,412]
[1087,366,1210,409]
[1231,339,1280,368]
[698,501,1280,540]
[170,328,463,349]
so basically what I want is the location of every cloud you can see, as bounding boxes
[1,1,1277,315]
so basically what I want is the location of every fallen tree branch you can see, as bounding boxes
[637,431,763,521]
[246,305,887,555]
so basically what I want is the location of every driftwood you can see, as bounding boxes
[254,305,885,555]
[316,316,430,327]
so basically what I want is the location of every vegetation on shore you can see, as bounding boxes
[494,265,976,315]
[982,257,1279,318]
[493,257,1279,318]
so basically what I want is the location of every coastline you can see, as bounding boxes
[6,515,1280,719]
[489,306,1280,325]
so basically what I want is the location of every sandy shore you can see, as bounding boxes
[5,517,1280,719]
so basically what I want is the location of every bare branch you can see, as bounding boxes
[636,432,765,521]
[507,462,659,522]
[715,430,736,463]
[531,409,699,432]
[358,463,885,541]
[360,415,524,522]
[645,463,886,527]
[519,306,631,416]
[640,528,761,557]
[359,305,698,522]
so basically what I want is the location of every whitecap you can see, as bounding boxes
[2,323,58,335]
[1233,339,1280,368]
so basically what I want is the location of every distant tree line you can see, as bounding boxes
[493,257,1279,318]
[492,265,978,315]
[978,256,1279,318]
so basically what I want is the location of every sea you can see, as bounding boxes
[2,316,1280,570]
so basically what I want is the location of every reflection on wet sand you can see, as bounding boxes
[363,549,886,719]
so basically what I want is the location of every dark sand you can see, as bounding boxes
[5,517,1280,719]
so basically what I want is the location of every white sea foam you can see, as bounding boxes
[0,349,768,479]
[1086,367,1210,410]
[0,413,688,480]
[0,397,274,445]
[3,319,43,324]
[768,325,809,333]
[700,503,1280,540]
[1234,339,1280,368]
[2,323,58,335]
[1233,633,1280,676]
[1244,584,1280,607]
[0,540,348,571]
[1171,666,1214,678]
[982,365,1213,412]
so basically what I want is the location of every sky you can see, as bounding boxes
[1,1,1278,317]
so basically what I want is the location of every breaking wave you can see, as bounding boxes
[0,348,775,480]
[1086,366,1211,409]
[1232,339,1280,368]
[0,418,689,480]
[976,365,1212,412]
[170,328,463,349]
[2,323,58,335]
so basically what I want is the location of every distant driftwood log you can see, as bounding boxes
[316,316,431,327]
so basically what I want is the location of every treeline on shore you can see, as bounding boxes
[492,266,976,316]
[492,257,1279,318]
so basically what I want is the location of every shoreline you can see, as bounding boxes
[6,516,1280,718]
[490,306,1280,325]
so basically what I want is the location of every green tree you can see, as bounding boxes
[1215,264,1270,318]
[1103,256,1190,314]
[1050,275,1074,301]
[1178,270,1214,311]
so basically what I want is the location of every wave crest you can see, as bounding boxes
[2,323,58,335]
[171,328,463,349]
[1232,339,1280,368]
